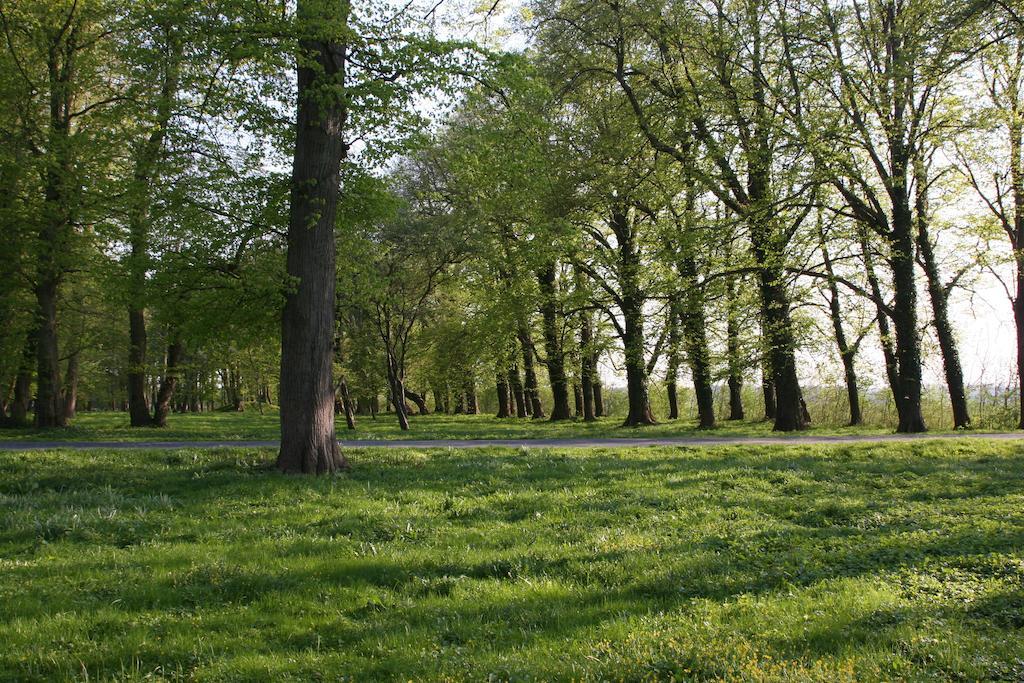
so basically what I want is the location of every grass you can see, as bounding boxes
[0,408,984,443]
[1,440,1023,680]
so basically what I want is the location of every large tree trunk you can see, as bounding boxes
[152,338,183,427]
[621,285,655,427]
[820,222,862,426]
[592,356,604,417]
[537,263,573,420]
[679,258,715,429]
[610,208,655,427]
[889,197,928,433]
[756,265,806,431]
[508,365,527,418]
[915,169,970,429]
[277,2,350,473]
[518,326,544,418]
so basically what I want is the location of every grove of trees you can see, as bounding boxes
[2,0,1023,472]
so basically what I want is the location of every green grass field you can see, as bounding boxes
[2,441,1023,681]
[0,409,973,443]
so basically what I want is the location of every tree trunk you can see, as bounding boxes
[573,384,583,417]
[127,310,152,426]
[756,266,806,431]
[621,288,655,427]
[9,336,34,426]
[387,355,409,431]
[889,199,927,433]
[819,221,862,426]
[152,339,183,427]
[609,208,655,427]
[508,365,527,418]
[762,363,776,421]
[496,373,511,418]
[126,53,179,428]
[580,314,596,421]
[277,1,350,473]
[62,349,79,422]
[859,225,903,414]
[33,278,64,428]
[537,263,572,420]
[679,258,715,429]
[725,274,744,420]
[404,387,429,415]
[432,387,446,414]
[915,167,970,428]
[518,327,544,418]
[464,380,478,414]
[665,299,681,420]
[339,376,355,429]
[592,359,604,418]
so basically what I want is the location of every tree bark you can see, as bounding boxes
[819,221,862,426]
[277,1,350,473]
[126,35,179,429]
[889,193,928,433]
[153,338,183,427]
[464,380,478,414]
[580,314,596,421]
[508,365,527,418]
[679,258,715,429]
[725,274,745,420]
[127,310,153,426]
[592,356,604,418]
[915,165,970,429]
[338,376,356,429]
[9,336,34,426]
[537,263,573,420]
[404,387,429,415]
[496,373,511,418]
[609,208,655,427]
[386,354,409,431]
[665,299,681,420]
[762,362,776,421]
[62,349,79,422]
[573,384,583,417]
[518,326,544,418]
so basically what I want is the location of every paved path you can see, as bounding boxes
[0,431,1022,451]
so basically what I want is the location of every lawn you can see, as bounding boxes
[1,441,1022,681]
[0,409,953,443]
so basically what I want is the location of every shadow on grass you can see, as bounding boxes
[1,442,1023,679]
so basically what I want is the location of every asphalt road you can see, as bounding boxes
[1,431,1023,450]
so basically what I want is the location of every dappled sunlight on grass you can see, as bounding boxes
[1,441,1023,680]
